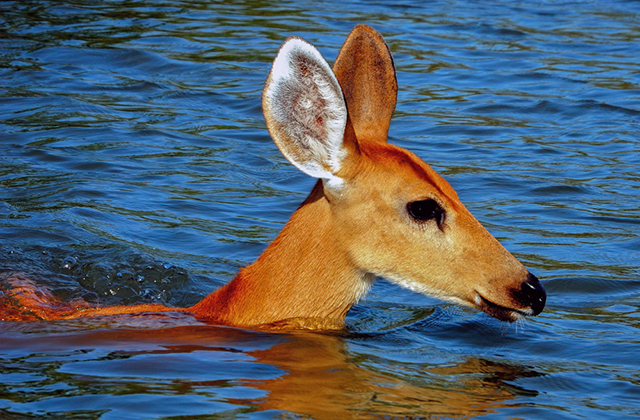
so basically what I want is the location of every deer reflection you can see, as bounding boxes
[238,332,540,418]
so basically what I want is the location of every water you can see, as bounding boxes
[1,0,639,418]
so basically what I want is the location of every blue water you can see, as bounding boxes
[1,0,639,418]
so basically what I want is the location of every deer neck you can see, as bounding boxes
[190,181,373,329]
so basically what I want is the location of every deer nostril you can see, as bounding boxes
[520,273,546,315]
[507,273,547,316]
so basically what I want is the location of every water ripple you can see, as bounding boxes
[1,0,640,418]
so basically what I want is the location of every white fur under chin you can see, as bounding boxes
[384,273,471,308]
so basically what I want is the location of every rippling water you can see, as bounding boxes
[1,0,639,418]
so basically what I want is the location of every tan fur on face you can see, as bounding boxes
[328,141,530,314]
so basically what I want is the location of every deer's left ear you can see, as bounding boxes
[332,24,397,144]
[262,36,348,185]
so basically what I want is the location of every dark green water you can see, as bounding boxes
[1,0,639,418]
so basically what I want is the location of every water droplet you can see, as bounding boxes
[61,256,77,270]
[137,275,145,283]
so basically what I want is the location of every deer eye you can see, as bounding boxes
[407,199,445,226]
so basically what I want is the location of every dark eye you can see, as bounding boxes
[407,199,445,226]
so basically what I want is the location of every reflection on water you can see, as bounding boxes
[0,321,544,419]
[1,0,639,418]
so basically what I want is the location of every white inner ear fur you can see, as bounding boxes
[263,37,348,185]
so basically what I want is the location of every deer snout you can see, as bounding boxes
[512,272,546,316]
[475,271,546,322]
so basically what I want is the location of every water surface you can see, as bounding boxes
[1,0,639,418]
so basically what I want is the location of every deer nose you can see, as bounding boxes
[516,273,546,316]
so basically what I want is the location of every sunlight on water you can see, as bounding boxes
[1,0,639,418]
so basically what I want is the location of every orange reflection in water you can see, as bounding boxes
[1,323,540,418]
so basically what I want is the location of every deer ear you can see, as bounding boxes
[333,24,397,144]
[262,36,348,184]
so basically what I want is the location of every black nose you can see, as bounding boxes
[515,273,546,316]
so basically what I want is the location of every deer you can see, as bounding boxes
[0,24,546,330]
